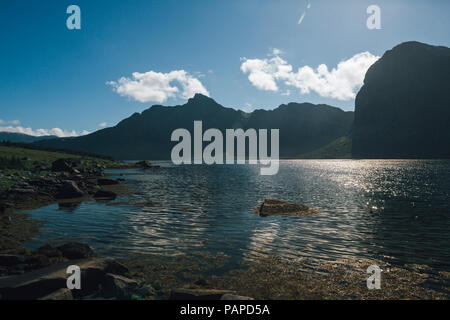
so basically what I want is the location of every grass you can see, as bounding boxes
[0,145,125,192]
[298,136,352,159]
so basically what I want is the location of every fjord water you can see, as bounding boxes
[26,160,450,271]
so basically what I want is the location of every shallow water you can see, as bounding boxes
[25,160,450,271]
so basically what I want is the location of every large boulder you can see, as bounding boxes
[253,199,321,217]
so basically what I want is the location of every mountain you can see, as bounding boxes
[352,41,450,158]
[0,132,57,143]
[298,136,352,159]
[36,94,354,160]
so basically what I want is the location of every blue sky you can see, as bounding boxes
[0,0,449,136]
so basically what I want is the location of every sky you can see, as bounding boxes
[0,0,449,137]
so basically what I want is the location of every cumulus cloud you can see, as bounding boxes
[107,70,210,103]
[0,125,89,137]
[99,122,107,127]
[240,49,379,101]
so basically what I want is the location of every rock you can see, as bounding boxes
[0,277,67,300]
[100,273,139,299]
[55,181,84,199]
[94,190,117,200]
[0,202,13,215]
[58,201,82,210]
[39,288,73,300]
[103,260,129,275]
[51,159,73,172]
[23,255,51,269]
[134,285,156,299]
[57,242,95,260]
[194,278,209,286]
[37,245,64,262]
[220,294,254,300]
[0,254,26,267]
[6,188,35,201]
[74,267,107,298]
[254,199,321,217]
[169,288,233,300]
[135,160,153,168]
[97,178,119,186]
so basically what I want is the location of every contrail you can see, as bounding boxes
[298,3,311,24]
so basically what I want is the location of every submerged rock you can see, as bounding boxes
[57,242,95,260]
[253,199,321,217]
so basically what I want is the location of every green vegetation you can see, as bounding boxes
[0,144,125,193]
[297,136,352,159]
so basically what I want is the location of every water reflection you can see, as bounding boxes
[26,160,450,273]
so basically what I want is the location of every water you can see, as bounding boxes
[25,160,450,271]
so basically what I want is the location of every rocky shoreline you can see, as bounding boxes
[1,157,449,300]
[0,157,254,300]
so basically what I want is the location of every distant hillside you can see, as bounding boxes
[352,41,450,158]
[298,136,352,159]
[0,132,57,143]
[36,94,354,160]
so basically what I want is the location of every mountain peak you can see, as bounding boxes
[188,93,217,104]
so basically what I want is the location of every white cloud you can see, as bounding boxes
[0,126,89,137]
[99,122,107,127]
[107,69,210,103]
[271,48,284,56]
[241,50,379,101]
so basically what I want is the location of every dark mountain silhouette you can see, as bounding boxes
[352,41,450,158]
[0,132,57,143]
[35,94,354,160]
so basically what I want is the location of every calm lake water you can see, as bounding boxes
[25,160,450,271]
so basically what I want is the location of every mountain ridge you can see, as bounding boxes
[36,94,354,160]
